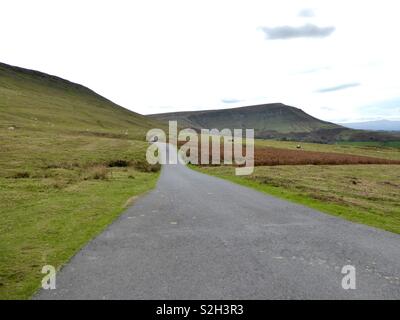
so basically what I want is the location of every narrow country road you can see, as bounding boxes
[36,145,400,299]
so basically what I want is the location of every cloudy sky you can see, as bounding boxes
[1,0,400,122]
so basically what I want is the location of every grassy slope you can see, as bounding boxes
[192,140,400,234]
[0,63,159,136]
[0,63,163,299]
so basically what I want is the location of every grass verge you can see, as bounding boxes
[0,168,159,299]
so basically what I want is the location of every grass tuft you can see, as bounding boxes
[85,166,109,180]
[12,171,30,179]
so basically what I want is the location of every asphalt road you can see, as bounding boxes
[36,145,400,299]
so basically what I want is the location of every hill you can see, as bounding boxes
[149,103,340,134]
[0,62,160,138]
[0,62,162,299]
[150,104,400,143]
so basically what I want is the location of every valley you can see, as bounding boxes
[1,62,400,299]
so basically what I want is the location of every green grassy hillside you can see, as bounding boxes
[0,62,159,137]
[0,62,163,299]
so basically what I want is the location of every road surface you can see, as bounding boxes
[36,145,400,299]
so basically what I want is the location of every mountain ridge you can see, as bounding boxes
[339,120,400,132]
[150,103,341,134]
[150,104,400,143]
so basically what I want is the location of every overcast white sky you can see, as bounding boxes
[1,0,400,122]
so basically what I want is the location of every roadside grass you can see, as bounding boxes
[0,167,159,299]
[0,126,161,300]
[192,164,400,235]
[0,128,160,300]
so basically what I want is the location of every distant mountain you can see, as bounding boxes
[150,103,340,134]
[150,104,400,143]
[339,120,400,131]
